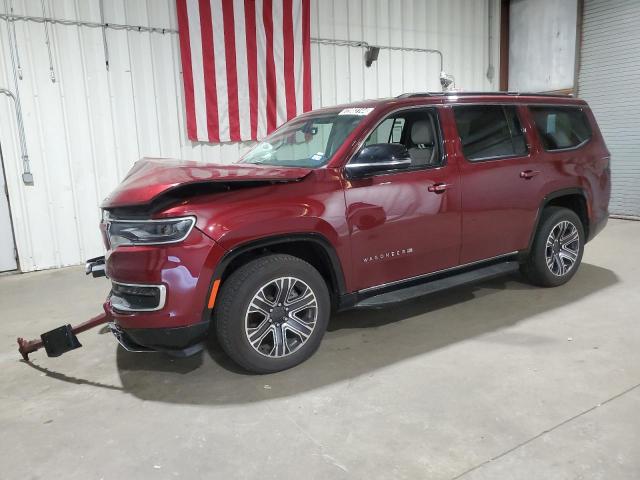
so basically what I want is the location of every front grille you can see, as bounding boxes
[110,282,166,312]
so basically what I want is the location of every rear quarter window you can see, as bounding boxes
[530,106,591,151]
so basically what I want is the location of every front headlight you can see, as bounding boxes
[106,215,196,248]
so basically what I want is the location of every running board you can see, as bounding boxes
[354,261,519,308]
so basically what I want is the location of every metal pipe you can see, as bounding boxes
[98,0,109,70]
[8,0,22,79]
[0,13,445,71]
[0,12,177,34]
[0,15,445,75]
[0,88,31,184]
[2,0,32,184]
[40,0,56,82]
[310,37,444,74]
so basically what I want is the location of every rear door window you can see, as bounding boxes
[453,105,528,161]
[529,107,591,151]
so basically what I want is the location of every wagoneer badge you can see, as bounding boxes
[363,248,413,263]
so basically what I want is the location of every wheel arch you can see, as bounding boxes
[527,188,590,252]
[205,233,347,316]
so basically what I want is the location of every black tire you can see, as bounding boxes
[520,206,585,287]
[214,254,330,373]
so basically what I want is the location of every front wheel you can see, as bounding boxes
[214,254,330,373]
[520,207,585,287]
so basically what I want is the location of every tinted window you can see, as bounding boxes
[453,105,527,161]
[361,109,441,168]
[530,107,591,150]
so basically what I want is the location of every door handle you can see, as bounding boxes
[427,183,451,193]
[520,170,541,179]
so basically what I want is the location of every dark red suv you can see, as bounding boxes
[93,92,610,372]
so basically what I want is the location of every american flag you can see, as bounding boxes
[176,0,312,143]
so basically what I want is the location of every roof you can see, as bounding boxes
[396,91,574,99]
[296,91,587,119]
[402,91,588,106]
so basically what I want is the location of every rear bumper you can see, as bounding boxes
[587,210,609,242]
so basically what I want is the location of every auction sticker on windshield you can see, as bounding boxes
[339,107,374,116]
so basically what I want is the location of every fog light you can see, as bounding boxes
[110,282,166,312]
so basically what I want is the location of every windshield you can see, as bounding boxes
[239,112,367,168]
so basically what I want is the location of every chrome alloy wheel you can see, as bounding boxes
[244,277,318,358]
[545,220,580,276]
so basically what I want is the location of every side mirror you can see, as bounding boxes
[345,143,412,178]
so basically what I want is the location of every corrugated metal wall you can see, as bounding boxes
[0,0,500,272]
[578,0,640,218]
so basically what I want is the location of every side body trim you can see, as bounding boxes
[338,252,518,310]
[359,251,517,294]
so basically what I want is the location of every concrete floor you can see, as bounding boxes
[1,219,639,479]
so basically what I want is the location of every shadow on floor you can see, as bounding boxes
[110,263,618,405]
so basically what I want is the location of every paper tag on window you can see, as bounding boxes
[339,107,374,116]
[310,152,324,161]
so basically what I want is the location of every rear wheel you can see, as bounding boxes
[214,254,330,373]
[520,207,585,287]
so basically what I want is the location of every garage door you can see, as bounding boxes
[578,0,640,217]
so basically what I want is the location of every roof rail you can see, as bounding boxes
[396,91,573,98]
[396,92,433,98]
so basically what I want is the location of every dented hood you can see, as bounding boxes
[101,158,312,208]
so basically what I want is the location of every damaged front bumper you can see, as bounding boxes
[108,320,207,357]
[85,255,106,277]
[17,226,224,361]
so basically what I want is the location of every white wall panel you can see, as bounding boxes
[508,0,578,92]
[0,0,499,271]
